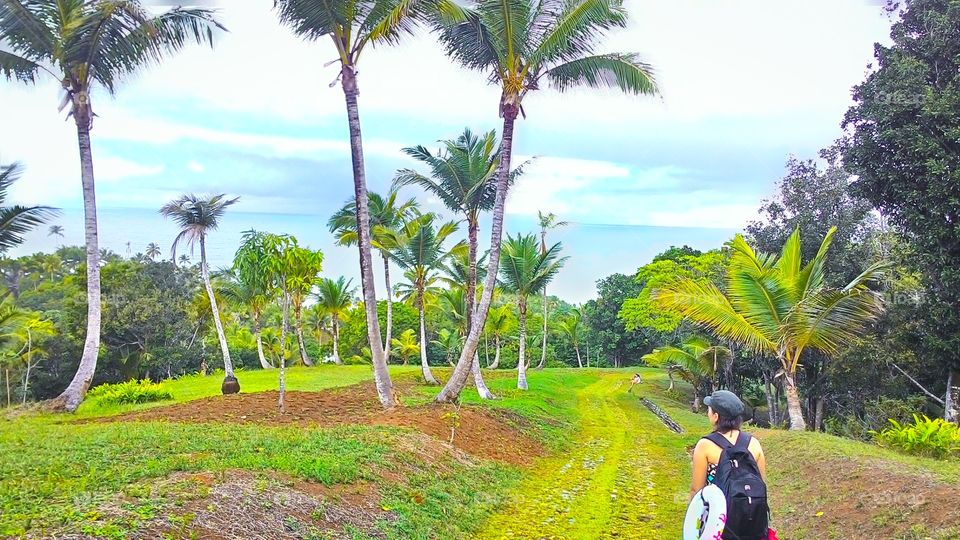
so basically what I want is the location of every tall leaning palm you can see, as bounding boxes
[433,0,657,401]
[161,194,240,394]
[1,0,223,411]
[389,215,464,385]
[274,0,429,409]
[653,227,886,430]
[499,233,567,390]
[535,211,567,369]
[328,191,417,363]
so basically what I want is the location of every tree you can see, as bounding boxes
[557,308,583,368]
[1,0,223,411]
[841,0,960,422]
[220,267,273,370]
[328,191,417,362]
[160,194,239,394]
[257,233,299,413]
[483,304,515,369]
[432,328,463,366]
[433,0,658,401]
[583,273,650,368]
[47,225,64,238]
[652,228,886,430]
[642,336,731,412]
[499,233,567,389]
[273,0,430,409]
[389,215,463,385]
[0,163,57,254]
[536,211,568,369]
[281,246,324,367]
[144,242,161,261]
[390,328,420,365]
[314,277,356,365]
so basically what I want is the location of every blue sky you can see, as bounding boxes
[2,0,893,302]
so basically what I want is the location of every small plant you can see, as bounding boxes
[87,380,173,406]
[442,402,463,445]
[874,414,960,460]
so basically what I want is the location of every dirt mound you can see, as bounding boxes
[96,384,542,466]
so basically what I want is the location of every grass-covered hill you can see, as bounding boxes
[2,367,957,539]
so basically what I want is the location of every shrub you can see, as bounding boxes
[874,414,960,460]
[826,396,928,441]
[87,380,173,406]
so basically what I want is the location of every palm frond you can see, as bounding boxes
[543,52,656,95]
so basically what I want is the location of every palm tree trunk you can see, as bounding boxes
[667,368,675,391]
[436,107,519,402]
[762,370,776,426]
[472,352,495,399]
[489,337,501,369]
[418,293,438,385]
[278,290,289,413]
[517,298,528,390]
[575,344,582,368]
[342,68,394,409]
[537,286,548,370]
[784,375,807,431]
[199,236,237,393]
[21,333,31,405]
[332,318,342,365]
[464,215,494,399]
[254,315,272,369]
[50,120,102,412]
[294,302,312,366]
[382,252,393,363]
[5,368,10,407]
[945,370,959,423]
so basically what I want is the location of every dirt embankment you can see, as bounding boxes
[95,383,543,466]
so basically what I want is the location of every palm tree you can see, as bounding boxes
[389,215,464,385]
[642,336,731,412]
[144,242,161,261]
[536,211,568,369]
[160,194,239,394]
[47,224,64,238]
[314,277,356,365]
[178,254,191,266]
[328,191,417,363]
[432,328,463,366]
[219,268,273,370]
[1,0,223,411]
[281,245,324,367]
[305,303,332,356]
[433,0,658,402]
[274,0,430,409]
[653,228,886,430]
[483,304,515,369]
[0,163,57,254]
[557,308,583,368]
[499,233,567,389]
[390,328,420,365]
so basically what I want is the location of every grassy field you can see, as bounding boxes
[2,366,958,539]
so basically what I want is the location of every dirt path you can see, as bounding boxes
[478,373,690,539]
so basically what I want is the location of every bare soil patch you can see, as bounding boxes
[95,383,543,466]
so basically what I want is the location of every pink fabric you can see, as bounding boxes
[768,529,780,540]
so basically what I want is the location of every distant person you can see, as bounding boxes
[690,390,771,540]
[628,373,642,393]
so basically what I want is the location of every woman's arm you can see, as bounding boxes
[689,440,709,500]
[754,440,767,480]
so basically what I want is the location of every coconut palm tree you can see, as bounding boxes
[499,233,567,389]
[653,227,886,430]
[47,224,63,238]
[328,191,418,363]
[536,211,568,369]
[314,277,356,365]
[305,303,332,356]
[432,328,463,366]
[390,328,420,366]
[160,194,239,394]
[433,0,658,401]
[144,242,161,261]
[0,163,57,254]
[483,304,515,369]
[389,215,464,385]
[1,0,223,411]
[557,308,583,368]
[219,268,273,370]
[281,245,324,367]
[642,336,731,412]
[274,0,431,409]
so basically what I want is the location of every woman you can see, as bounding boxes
[690,390,770,540]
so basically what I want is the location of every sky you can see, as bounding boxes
[2,0,894,303]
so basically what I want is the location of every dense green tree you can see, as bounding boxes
[1,0,222,412]
[842,0,960,421]
[433,0,658,401]
[582,273,649,368]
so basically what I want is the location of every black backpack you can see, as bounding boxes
[703,432,769,540]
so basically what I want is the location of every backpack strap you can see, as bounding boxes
[703,432,732,449]
[731,432,752,453]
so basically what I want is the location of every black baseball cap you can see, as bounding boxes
[704,390,745,418]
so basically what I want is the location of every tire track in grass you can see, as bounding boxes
[477,373,689,539]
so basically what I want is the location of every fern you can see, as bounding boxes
[874,414,960,460]
[87,380,173,406]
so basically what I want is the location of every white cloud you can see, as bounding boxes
[188,160,205,173]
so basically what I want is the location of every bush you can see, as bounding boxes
[874,414,960,460]
[825,396,928,441]
[87,380,173,406]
